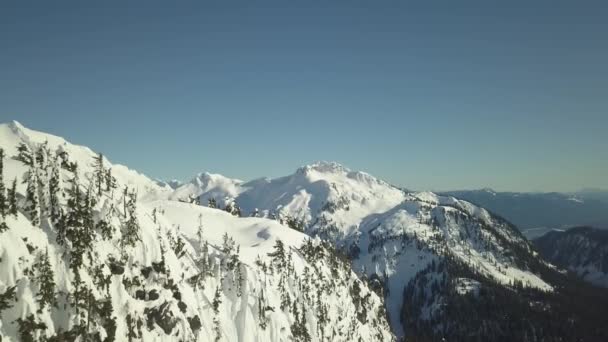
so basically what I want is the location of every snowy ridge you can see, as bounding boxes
[0,121,172,202]
[0,122,394,341]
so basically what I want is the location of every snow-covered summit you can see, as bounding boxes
[170,172,244,207]
[295,161,350,175]
[174,161,406,240]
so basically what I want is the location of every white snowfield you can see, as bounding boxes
[0,121,555,340]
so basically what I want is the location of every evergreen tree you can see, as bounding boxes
[213,286,222,342]
[105,168,116,192]
[69,185,95,271]
[0,217,7,233]
[0,149,7,232]
[15,314,47,342]
[258,289,267,329]
[15,142,33,166]
[35,248,57,312]
[121,187,140,247]
[63,165,83,267]
[70,270,89,337]
[224,200,241,217]
[100,297,117,342]
[0,148,6,217]
[208,197,217,209]
[24,162,41,226]
[8,178,18,218]
[93,152,105,196]
[0,285,17,317]
[48,157,62,224]
[267,239,286,269]
[197,213,204,247]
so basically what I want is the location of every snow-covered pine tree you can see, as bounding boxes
[213,286,222,342]
[224,200,241,217]
[8,177,17,218]
[105,167,117,192]
[258,289,267,329]
[15,314,47,342]
[93,152,105,196]
[121,187,140,247]
[35,248,57,312]
[0,285,17,317]
[0,148,6,217]
[0,148,7,232]
[24,160,41,226]
[99,296,117,342]
[48,156,62,224]
[208,197,217,209]
[197,213,204,246]
[63,164,86,270]
[15,142,33,166]
[70,270,89,337]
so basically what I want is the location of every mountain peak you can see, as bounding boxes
[4,120,28,137]
[296,161,350,175]
[7,119,25,130]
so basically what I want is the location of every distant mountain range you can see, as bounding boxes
[441,189,608,238]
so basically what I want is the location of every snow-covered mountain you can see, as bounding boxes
[0,122,394,341]
[534,226,608,287]
[2,121,608,341]
[174,161,608,340]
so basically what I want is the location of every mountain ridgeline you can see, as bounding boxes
[0,121,607,341]
[442,189,608,238]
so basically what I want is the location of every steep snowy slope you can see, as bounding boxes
[535,226,608,287]
[0,123,394,341]
[348,192,553,337]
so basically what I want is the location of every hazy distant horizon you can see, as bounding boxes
[2,1,607,192]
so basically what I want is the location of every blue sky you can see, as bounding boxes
[1,1,607,192]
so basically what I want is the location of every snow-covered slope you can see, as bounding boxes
[0,122,394,341]
[534,226,608,287]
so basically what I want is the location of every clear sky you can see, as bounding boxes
[1,1,607,192]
